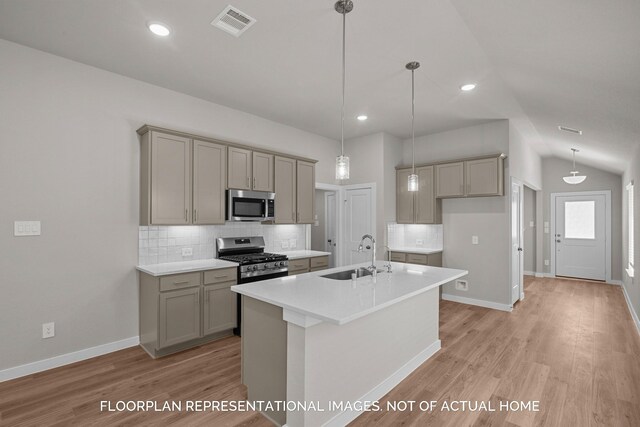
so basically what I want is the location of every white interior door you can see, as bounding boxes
[344,187,373,265]
[555,194,606,280]
[511,182,523,304]
[325,192,337,268]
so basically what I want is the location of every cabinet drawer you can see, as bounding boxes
[288,258,310,273]
[159,272,201,292]
[406,254,428,265]
[203,268,237,285]
[390,252,406,263]
[310,256,329,269]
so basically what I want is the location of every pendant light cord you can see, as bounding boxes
[411,68,415,173]
[340,5,346,157]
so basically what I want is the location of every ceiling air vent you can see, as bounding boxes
[558,125,583,135]
[211,5,256,37]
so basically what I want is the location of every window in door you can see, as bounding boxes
[628,182,635,277]
[564,200,596,239]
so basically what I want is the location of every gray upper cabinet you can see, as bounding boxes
[252,152,274,192]
[228,147,252,190]
[396,166,439,224]
[144,131,191,225]
[396,168,415,224]
[274,156,297,224]
[415,165,436,224]
[436,162,465,198]
[465,157,503,196]
[193,140,226,224]
[158,287,201,349]
[203,282,237,335]
[296,160,315,224]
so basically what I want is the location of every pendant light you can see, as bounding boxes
[335,0,353,180]
[407,61,420,191]
[563,148,587,184]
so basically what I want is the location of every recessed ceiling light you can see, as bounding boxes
[460,83,476,91]
[356,115,368,121]
[148,22,171,37]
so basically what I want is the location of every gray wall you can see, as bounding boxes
[540,157,623,280]
[622,146,639,326]
[523,186,537,273]
[0,40,340,372]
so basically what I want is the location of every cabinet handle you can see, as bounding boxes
[246,177,250,188]
[193,209,197,223]
[185,209,188,222]
[173,280,190,285]
[292,212,295,222]
[296,212,300,222]
[214,275,227,279]
[253,177,257,188]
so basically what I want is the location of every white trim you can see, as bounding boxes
[509,177,525,305]
[524,270,536,276]
[607,280,623,286]
[626,267,635,278]
[535,272,545,278]
[621,284,640,336]
[441,293,513,312]
[323,339,441,427]
[0,336,139,383]
[550,190,612,283]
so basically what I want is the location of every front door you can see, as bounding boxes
[555,194,606,280]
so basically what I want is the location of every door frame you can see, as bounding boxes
[316,183,343,266]
[324,191,337,267]
[509,178,525,304]
[550,190,612,282]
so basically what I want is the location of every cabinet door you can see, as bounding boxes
[396,168,415,224]
[296,161,315,224]
[150,132,191,224]
[193,140,226,224]
[415,165,435,224]
[228,147,252,190]
[435,162,465,198]
[158,287,201,349]
[252,152,274,192]
[465,158,502,196]
[274,156,296,224]
[427,252,443,267]
[203,282,237,335]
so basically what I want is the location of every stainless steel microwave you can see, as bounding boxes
[226,190,275,221]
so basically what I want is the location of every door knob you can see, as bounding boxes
[517,247,523,251]
[556,239,561,243]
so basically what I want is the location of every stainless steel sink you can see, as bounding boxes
[321,267,385,280]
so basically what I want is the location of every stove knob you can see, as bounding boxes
[279,261,286,267]
[248,265,256,272]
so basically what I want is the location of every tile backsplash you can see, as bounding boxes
[387,222,443,249]
[139,223,308,265]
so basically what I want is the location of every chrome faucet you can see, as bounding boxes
[383,245,393,273]
[357,234,376,272]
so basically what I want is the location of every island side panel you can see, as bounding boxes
[241,296,287,426]
[286,287,440,427]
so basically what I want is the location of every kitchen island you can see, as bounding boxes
[231,261,467,427]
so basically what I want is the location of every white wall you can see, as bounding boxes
[402,121,512,306]
[0,39,339,372]
[508,124,542,190]
[622,146,639,328]
[540,157,623,281]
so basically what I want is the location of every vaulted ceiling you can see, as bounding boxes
[0,0,637,173]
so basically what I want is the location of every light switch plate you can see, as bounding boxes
[472,236,479,245]
[181,247,193,257]
[544,260,550,266]
[14,221,41,236]
[416,239,424,246]
[42,322,55,339]
[455,280,469,291]
[529,221,535,227]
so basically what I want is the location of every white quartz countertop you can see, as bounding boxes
[278,250,332,260]
[136,259,238,277]
[389,247,443,255]
[231,262,467,325]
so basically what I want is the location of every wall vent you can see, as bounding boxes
[211,5,256,37]
[558,125,583,135]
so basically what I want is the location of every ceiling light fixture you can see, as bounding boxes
[460,83,476,91]
[356,115,368,121]
[407,61,420,192]
[148,22,171,37]
[563,148,587,184]
[335,0,353,181]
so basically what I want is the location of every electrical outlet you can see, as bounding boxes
[14,221,41,236]
[42,322,55,339]
[455,280,469,291]
[544,259,550,266]
[416,239,424,246]
[281,241,289,249]
[181,247,193,257]
[472,236,479,245]
[529,221,535,227]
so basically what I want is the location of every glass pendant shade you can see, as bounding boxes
[563,171,586,184]
[408,173,419,191]
[336,155,350,180]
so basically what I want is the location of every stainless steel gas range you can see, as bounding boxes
[216,236,289,335]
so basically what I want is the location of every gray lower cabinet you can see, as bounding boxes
[390,251,442,267]
[139,268,237,358]
[288,256,329,275]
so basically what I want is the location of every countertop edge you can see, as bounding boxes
[136,262,239,277]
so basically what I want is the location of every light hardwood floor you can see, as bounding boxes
[1,277,638,426]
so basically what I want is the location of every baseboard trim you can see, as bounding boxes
[621,284,640,336]
[534,272,545,278]
[441,294,512,312]
[324,340,441,427]
[0,336,140,383]
[524,271,536,276]
[607,280,623,286]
